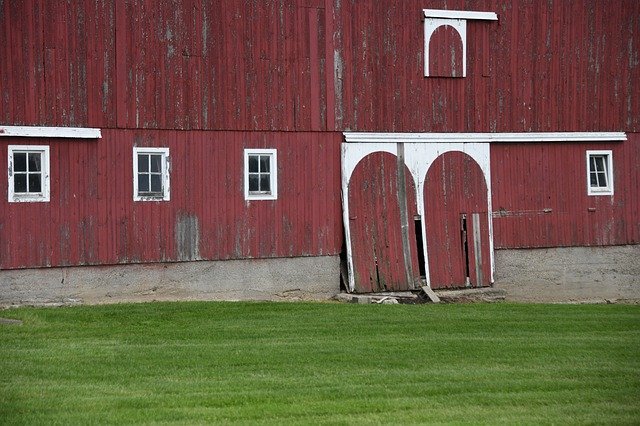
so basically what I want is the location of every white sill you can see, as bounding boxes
[246,192,277,201]
[588,188,613,196]
[9,194,49,203]
[134,195,169,202]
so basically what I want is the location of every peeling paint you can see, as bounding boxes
[175,213,200,261]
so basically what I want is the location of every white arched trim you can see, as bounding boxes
[341,140,490,291]
[424,20,466,77]
[422,9,498,78]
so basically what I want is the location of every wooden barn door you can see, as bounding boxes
[348,152,421,293]
[424,151,491,289]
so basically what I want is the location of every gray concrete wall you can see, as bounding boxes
[493,245,640,302]
[0,256,340,306]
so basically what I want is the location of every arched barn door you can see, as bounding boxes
[348,152,421,293]
[424,151,491,289]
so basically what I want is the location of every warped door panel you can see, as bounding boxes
[348,152,420,293]
[425,151,490,289]
[467,211,491,287]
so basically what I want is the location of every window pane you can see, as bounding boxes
[28,153,41,172]
[249,174,259,192]
[248,155,259,173]
[260,174,271,192]
[590,173,598,187]
[597,172,607,187]
[14,153,27,172]
[28,173,42,192]
[138,174,149,192]
[150,174,162,193]
[14,174,27,192]
[594,156,606,173]
[138,154,149,172]
[260,155,270,173]
[150,154,162,173]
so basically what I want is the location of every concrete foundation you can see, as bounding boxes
[493,245,640,303]
[0,256,340,307]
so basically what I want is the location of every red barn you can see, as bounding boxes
[1,1,638,304]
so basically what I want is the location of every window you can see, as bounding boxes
[244,149,277,200]
[586,150,613,196]
[423,9,498,78]
[133,147,170,201]
[8,145,50,202]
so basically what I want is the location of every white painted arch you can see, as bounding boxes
[423,9,498,78]
[341,139,492,292]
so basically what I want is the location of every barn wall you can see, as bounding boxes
[0,0,334,131]
[491,134,640,249]
[4,1,638,134]
[332,0,640,132]
[0,130,343,270]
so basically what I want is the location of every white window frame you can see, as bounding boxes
[133,147,170,201]
[244,148,277,200]
[586,150,614,196]
[8,145,50,203]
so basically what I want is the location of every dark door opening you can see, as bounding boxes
[414,215,426,279]
[460,213,471,287]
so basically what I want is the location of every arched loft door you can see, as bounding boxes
[424,151,491,289]
[348,152,421,293]
[428,24,464,77]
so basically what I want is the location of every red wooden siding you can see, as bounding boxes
[2,1,638,133]
[332,0,640,133]
[425,152,490,288]
[348,152,421,292]
[3,1,638,134]
[1,0,639,276]
[428,25,464,78]
[491,134,640,249]
[0,131,343,269]
[0,0,332,131]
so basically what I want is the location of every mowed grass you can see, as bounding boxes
[0,302,639,424]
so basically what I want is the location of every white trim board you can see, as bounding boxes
[423,9,498,21]
[344,132,627,143]
[0,126,101,139]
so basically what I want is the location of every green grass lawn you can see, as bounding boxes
[1,302,639,424]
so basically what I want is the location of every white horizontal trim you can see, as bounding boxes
[343,132,627,144]
[0,125,101,139]
[423,9,498,21]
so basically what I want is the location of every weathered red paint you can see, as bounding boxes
[491,137,640,249]
[0,130,343,269]
[0,0,639,286]
[2,0,639,133]
[0,0,331,131]
[348,152,421,292]
[332,0,640,132]
[2,1,639,133]
[425,151,490,289]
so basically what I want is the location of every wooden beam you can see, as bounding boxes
[0,126,101,139]
[344,132,627,143]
